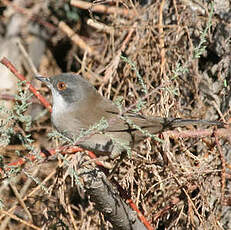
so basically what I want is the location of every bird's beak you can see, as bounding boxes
[35,75,51,84]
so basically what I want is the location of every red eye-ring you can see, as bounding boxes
[57,81,66,90]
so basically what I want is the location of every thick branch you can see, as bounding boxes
[82,170,147,230]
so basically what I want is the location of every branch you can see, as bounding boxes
[71,0,137,18]
[82,169,148,230]
[165,127,231,139]
[0,57,52,112]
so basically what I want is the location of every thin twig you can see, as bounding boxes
[87,19,114,34]
[71,0,137,18]
[59,21,96,56]
[0,210,40,230]
[158,0,166,76]
[0,57,52,112]
[214,132,226,204]
[16,40,38,76]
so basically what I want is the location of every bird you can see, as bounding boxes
[35,73,223,158]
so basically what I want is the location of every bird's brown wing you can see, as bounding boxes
[72,92,223,140]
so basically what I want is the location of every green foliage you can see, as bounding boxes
[168,2,214,97]
[0,80,35,179]
[172,62,189,80]
[48,130,75,145]
[49,1,80,23]
[193,2,214,59]
[24,170,49,194]
[0,81,33,149]
[75,117,109,143]
[48,117,109,145]
[59,154,81,186]
[131,99,146,113]
[64,3,80,21]
[118,56,164,147]
[121,56,148,95]
[114,96,124,113]
[120,55,148,115]
[0,103,15,147]
[105,132,132,157]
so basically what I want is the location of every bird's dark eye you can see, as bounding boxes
[57,81,66,91]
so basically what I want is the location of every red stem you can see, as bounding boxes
[0,57,52,112]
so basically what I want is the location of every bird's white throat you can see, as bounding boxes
[51,90,70,116]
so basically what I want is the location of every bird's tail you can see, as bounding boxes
[163,118,224,129]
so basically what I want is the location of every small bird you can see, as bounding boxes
[36,73,222,157]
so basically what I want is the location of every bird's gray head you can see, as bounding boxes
[35,73,97,112]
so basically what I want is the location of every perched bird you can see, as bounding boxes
[36,73,222,157]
